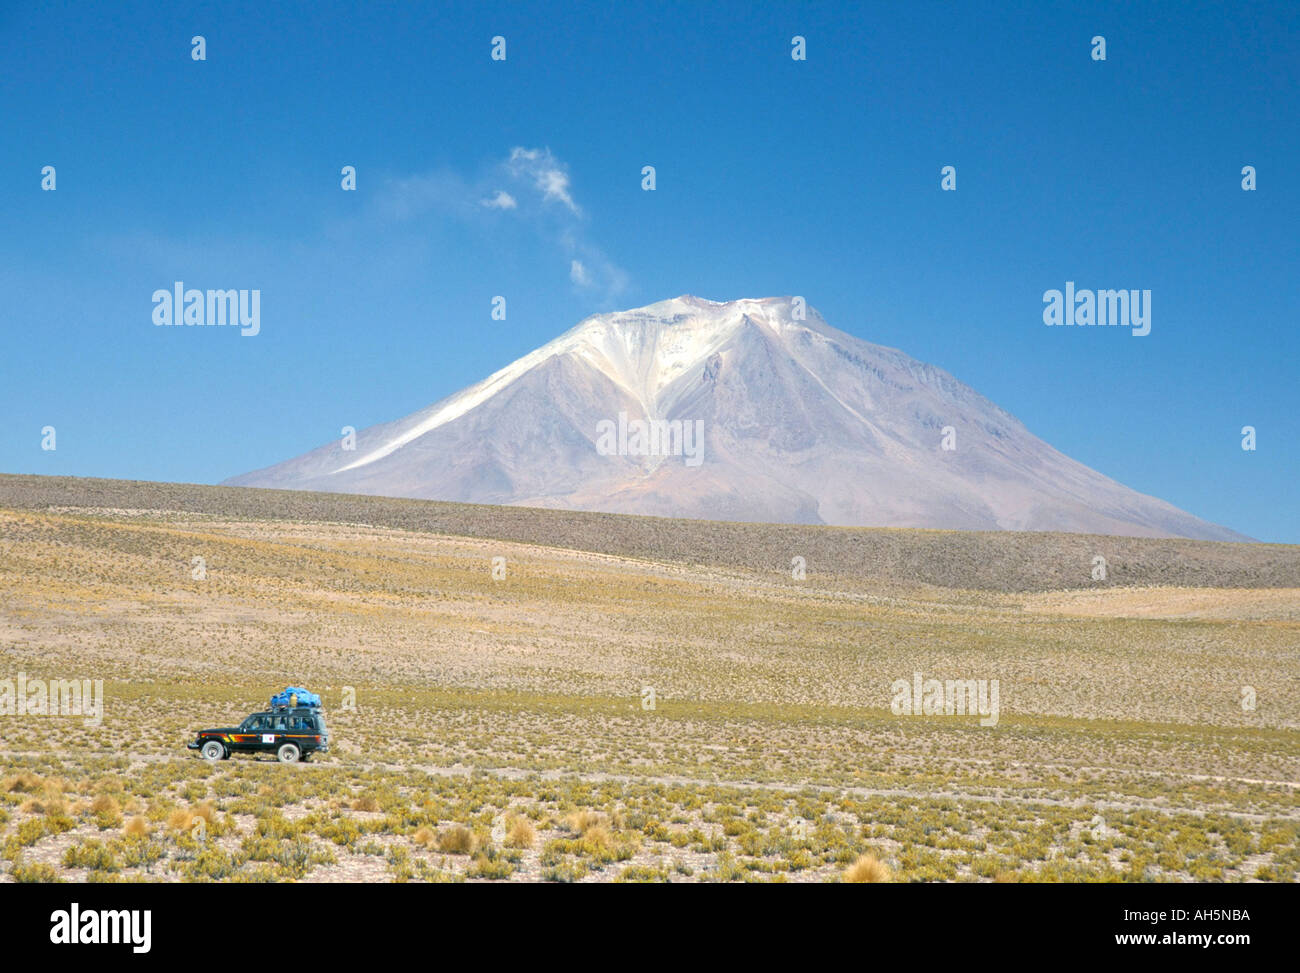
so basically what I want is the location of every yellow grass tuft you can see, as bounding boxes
[21,796,67,817]
[123,815,150,838]
[565,810,606,837]
[506,816,536,849]
[843,854,892,883]
[582,824,614,852]
[438,825,477,855]
[5,772,44,794]
[192,802,216,824]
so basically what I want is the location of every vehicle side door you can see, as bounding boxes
[235,714,269,751]
[296,713,322,750]
[284,713,306,748]
[260,713,289,752]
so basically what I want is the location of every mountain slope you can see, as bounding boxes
[225,296,1246,541]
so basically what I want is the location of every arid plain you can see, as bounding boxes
[1,475,1296,882]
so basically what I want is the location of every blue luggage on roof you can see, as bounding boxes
[270,686,321,710]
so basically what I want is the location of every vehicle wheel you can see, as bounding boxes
[277,742,301,764]
[200,740,226,761]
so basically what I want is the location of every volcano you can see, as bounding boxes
[225,296,1245,540]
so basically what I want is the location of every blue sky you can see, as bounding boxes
[1,0,1296,541]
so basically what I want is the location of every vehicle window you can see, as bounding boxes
[247,715,267,731]
[273,715,288,731]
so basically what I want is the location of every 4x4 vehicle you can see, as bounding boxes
[187,707,329,763]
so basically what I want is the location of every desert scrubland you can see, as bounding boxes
[0,475,1296,882]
